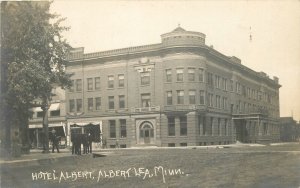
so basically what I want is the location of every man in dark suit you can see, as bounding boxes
[82,134,88,154]
[87,133,93,153]
[51,129,60,153]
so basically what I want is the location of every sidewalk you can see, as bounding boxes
[1,142,295,168]
[0,148,74,167]
[0,148,113,168]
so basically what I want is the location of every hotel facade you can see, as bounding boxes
[65,27,281,148]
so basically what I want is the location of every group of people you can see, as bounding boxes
[71,133,93,155]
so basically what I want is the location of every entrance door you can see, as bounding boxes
[235,120,248,142]
[139,121,154,144]
[144,130,150,144]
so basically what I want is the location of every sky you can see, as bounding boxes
[51,0,300,121]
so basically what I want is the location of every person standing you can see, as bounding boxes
[88,133,93,153]
[51,129,60,153]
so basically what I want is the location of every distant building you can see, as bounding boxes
[29,87,67,148]
[66,26,281,148]
[279,117,300,142]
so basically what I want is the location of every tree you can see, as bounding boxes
[1,1,72,156]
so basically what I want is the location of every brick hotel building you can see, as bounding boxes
[65,26,281,148]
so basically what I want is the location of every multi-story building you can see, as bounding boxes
[66,26,281,148]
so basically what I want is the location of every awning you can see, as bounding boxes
[29,123,63,129]
[30,103,60,112]
[69,122,101,126]
[49,103,60,111]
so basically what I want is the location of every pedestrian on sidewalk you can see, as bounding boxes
[51,129,60,153]
[88,133,93,153]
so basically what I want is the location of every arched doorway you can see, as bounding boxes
[139,121,154,144]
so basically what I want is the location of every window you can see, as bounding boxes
[221,78,224,90]
[221,97,224,109]
[230,80,234,91]
[87,78,93,90]
[76,99,82,112]
[207,72,213,87]
[247,88,251,98]
[214,75,218,88]
[166,91,172,105]
[216,95,221,108]
[223,78,227,90]
[37,111,44,118]
[119,95,125,108]
[108,96,114,109]
[109,120,116,138]
[242,85,246,97]
[118,74,125,87]
[177,90,184,104]
[141,93,151,107]
[95,77,100,90]
[120,119,126,138]
[95,97,101,110]
[236,82,241,94]
[217,118,221,136]
[168,143,175,147]
[50,110,60,117]
[199,68,204,82]
[200,90,205,105]
[180,116,187,136]
[108,75,114,89]
[189,90,196,104]
[166,69,172,82]
[69,99,75,112]
[69,80,75,92]
[168,117,175,136]
[217,76,221,89]
[76,79,82,91]
[141,72,150,85]
[188,68,195,81]
[208,93,213,107]
[180,143,187,147]
[176,68,184,82]
[88,98,93,111]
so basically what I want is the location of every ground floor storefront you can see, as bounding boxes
[29,112,280,150]
[65,112,280,148]
[29,122,67,149]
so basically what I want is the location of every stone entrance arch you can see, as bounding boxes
[136,120,156,145]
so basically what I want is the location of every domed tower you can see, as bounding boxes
[161,26,206,47]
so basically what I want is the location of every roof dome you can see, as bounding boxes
[161,26,206,46]
[172,26,186,32]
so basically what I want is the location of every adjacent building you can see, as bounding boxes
[279,117,300,142]
[29,87,67,148]
[66,26,281,148]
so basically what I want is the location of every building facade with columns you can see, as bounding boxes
[66,27,281,148]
